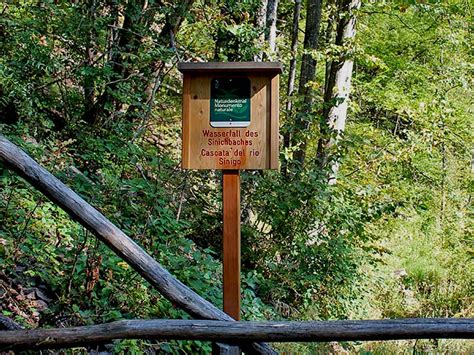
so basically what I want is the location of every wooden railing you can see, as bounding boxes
[1,318,473,350]
[0,134,472,352]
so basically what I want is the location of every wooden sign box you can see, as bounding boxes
[178,62,282,170]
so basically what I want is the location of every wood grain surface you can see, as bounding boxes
[182,73,279,170]
[0,318,472,350]
[223,170,241,321]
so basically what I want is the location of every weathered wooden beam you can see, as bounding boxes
[0,315,23,331]
[0,134,274,354]
[0,318,472,350]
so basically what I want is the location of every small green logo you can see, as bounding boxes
[210,78,250,127]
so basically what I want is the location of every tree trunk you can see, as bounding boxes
[293,0,323,165]
[82,0,98,118]
[265,0,279,57]
[285,0,302,116]
[255,0,268,61]
[128,0,195,127]
[324,0,337,94]
[282,0,302,176]
[81,1,146,125]
[0,134,275,355]
[1,318,472,350]
[317,0,360,184]
[82,0,169,126]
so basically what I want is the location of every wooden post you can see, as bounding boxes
[223,170,241,320]
[177,62,282,354]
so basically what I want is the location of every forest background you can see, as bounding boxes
[0,0,472,353]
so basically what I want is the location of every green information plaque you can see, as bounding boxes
[210,78,251,128]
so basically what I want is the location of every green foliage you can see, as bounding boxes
[0,0,472,353]
[240,170,373,318]
[339,2,473,351]
[0,122,274,352]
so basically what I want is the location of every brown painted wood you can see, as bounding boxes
[223,170,241,321]
[178,62,282,74]
[181,74,278,170]
[269,74,280,169]
[181,75,192,167]
[0,134,275,355]
[1,318,473,350]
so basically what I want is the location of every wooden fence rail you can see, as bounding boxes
[1,318,473,350]
[0,133,273,354]
[1,134,473,353]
